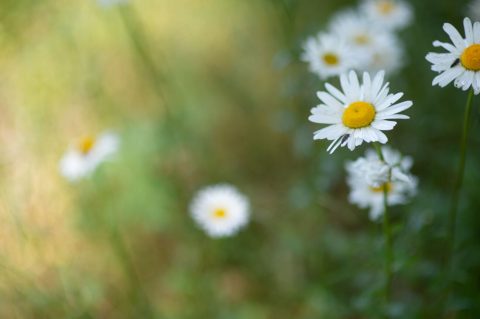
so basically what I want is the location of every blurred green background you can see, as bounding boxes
[0,0,479,318]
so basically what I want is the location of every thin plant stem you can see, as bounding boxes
[117,4,172,121]
[374,143,393,307]
[109,225,156,319]
[447,88,474,264]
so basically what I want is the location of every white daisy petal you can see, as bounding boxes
[443,22,466,49]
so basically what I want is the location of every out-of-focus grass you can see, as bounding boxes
[0,0,479,318]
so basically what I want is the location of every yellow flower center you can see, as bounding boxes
[370,182,393,193]
[342,102,376,128]
[354,34,370,45]
[213,208,227,219]
[78,136,96,155]
[322,53,339,66]
[460,44,480,71]
[377,1,395,15]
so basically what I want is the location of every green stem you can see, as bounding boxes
[374,143,393,308]
[109,226,156,319]
[117,4,172,120]
[447,89,474,264]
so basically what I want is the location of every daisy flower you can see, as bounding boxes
[426,17,480,94]
[308,70,413,153]
[360,0,413,30]
[301,33,360,80]
[346,147,417,220]
[190,184,250,238]
[329,11,393,68]
[59,132,120,182]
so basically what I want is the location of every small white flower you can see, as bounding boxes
[426,17,480,94]
[308,70,412,153]
[346,147,417,220]
[190,184,250,238]
[98,0,128,7]
[301,33,360,80]
[360,0,413,30]
[59,132,120,182]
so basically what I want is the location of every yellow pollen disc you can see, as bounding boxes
[460,44,480,71]
[370,182,393,193]
[342,101,376,128]
[354,34,370,45]
[377,1,395,15]
[213,208,227,219]
[322,53,339,66]
[78,136,96,155]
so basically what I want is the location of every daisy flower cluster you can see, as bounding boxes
[346,146,417,220]
[302,0,413,79]
[304,3,416,219]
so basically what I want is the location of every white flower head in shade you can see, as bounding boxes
[301,33,361,80]
[426,17,480,94]
[190,184,250,238]
[360,0,413,30]
[308,70,412,153]
[329,11,392,69]
[346,146,417,220]
[97,0,128,8]
[367,33,405,74]
[59,132,120,182]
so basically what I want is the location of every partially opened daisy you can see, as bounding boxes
[190,184,250,238]
[59,132,120,182]
[360,0,413,30]
[346,146,417,220]
[426,17,480,94]
[308,70,412,153]
[301,33,360,80]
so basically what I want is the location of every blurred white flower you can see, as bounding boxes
[426,17,480,94]
[347,157,390,188]
[308,70,412,153]
[367,33,405,74]
[467,0,480,21]
[329,11,394,70]
[190,184,250,238]
[59,132,120,182]
[346,147,417,220]
[97,0,128,7]
[301,33,361,80]
[360,0,413,30]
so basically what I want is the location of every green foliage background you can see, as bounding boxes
[0,0,478,318]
